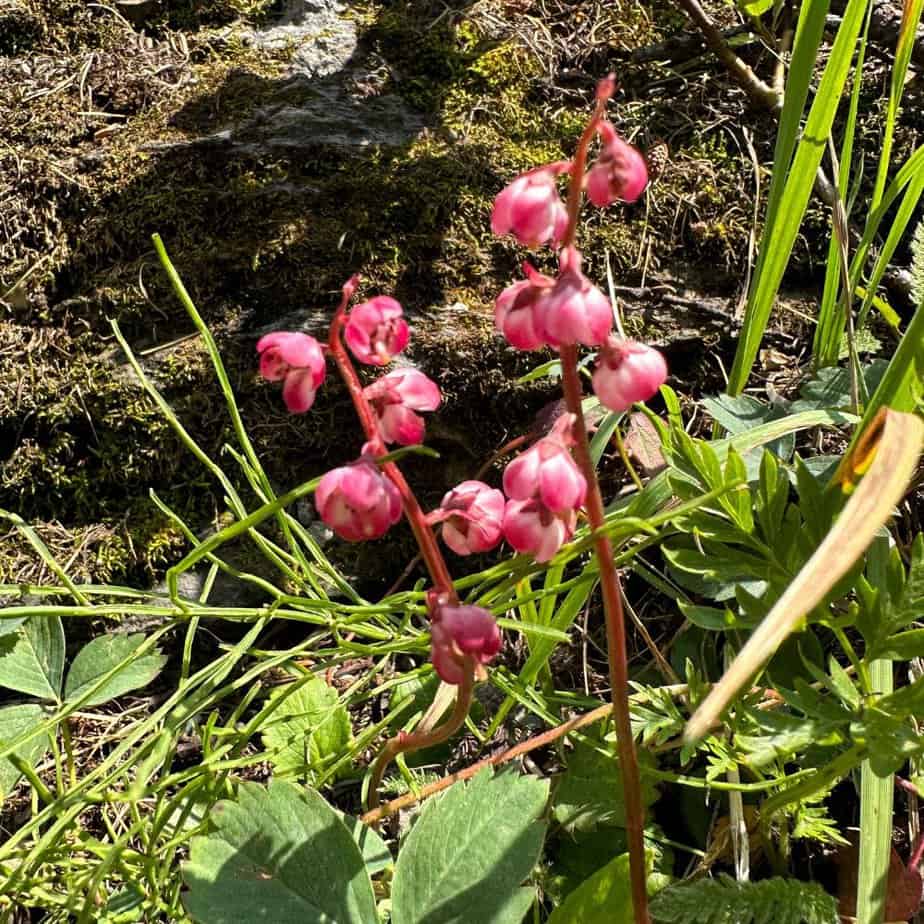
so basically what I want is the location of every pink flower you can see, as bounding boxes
[256,331,326,413]
[585,121,648,207]
[315,457,402,541]
[491,164,570,248]
[364,368,441,446]
[536,247,612,348]
[503,498,576,562]
[430,602,502,684]
[592,337,668,412]
[344,296,410,366]
[503,414,587,513]
[495,263,555,351]
[431,480,505,555]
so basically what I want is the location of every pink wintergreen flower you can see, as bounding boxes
[430,480,505,555]
[503,498,577,563]
[256,331,326,414]
[585,121,648,207]
[344,296,410,366]
[430,603,502,684]
[315,457,402,542]
[592,336,668,412]
[503,414,587,513]
[495,262,555,351]
[536,247,612,348]
[364,368,441,446]
[491,164,570,248]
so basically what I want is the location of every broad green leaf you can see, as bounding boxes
[548,853,633,924]
[736,0,773,15]
[391,768,548,924]
[261,678,351,781]
[340,812,393,876]
[64,634,167,707]
[182,781,376,924]
[0,703,48,798]
[0,615,64,701]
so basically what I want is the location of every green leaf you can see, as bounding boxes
[552,740,658,833]
[0,616,64,701]
[261,678,351,781]
[0,703,49,797]
[339,812,393,876]
[64,634,167,706]
[547,853,633,924]
[182,781,377,924]
[390,768,548,924]
[735,0,773,16]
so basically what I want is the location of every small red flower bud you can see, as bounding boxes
[592,337,668,412]
[256,331,326,413]
[315,457,402,541]
[585,121,648,206]
[430,602,502,684]
[502,497,576,563]
[491,164,570,248]
[536,247,612,348]
[364,368,441,446]
[431,480,505,555]
[495,262,555,351]
[344,296,410,366]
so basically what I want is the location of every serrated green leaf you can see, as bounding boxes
[64,634,166,706]
[261,678,351,781]
[0,616,64,701]
[391,768,548,924]
[182,781,376,924]
[547,852,633,924]
[0,703,49,798]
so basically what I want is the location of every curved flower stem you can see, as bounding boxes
[366,661,475,818]
[560,345,650,922]
[328,278,457,601]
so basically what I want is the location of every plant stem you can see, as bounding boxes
[366,661,475,816]
[327,281,456,600]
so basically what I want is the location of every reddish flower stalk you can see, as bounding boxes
[557,77,651,924]
[327,277,457,602]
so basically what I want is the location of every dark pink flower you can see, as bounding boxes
[431,480,505,555]
[585,121,648,206]
[364,368,441,446]
[491,164,570,248]
[592,337,668,412]
[503,498,576,563]
[503,414,586,513]
[495,263,556,351]
[344,296,410,366]
[256,331,326,413]
[536,247,612,348]
[430,602,502,684]
[315,458,402,541]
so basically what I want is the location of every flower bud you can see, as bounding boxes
[503,498,576,563]
[592,337,668,412]
[256,331,326,413]
[432,480,505,555]
[585,121,648,206]
[430,602,502,684]
[315,458,402,541]
[344,296,410,366]
[536,247,612,348]
[503,414,586,513]
[495,262,555,351]
[364,368,441,446]
[491,164,570,248]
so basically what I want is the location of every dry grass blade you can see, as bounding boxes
[685,408,924,743]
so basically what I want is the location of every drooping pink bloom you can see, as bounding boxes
[364,368,441,446]
[491,164,570,248]
[431,480,505,555]
[503,498,577,563]
[430,602,502,684]
[315,457,402,541]
[536,247,612,348]
[344,296,410,366]
[495,262,555,351]
[592,336,668,412]
[585,121,648,207]
[256,331,326,413]
[503,414,587,513]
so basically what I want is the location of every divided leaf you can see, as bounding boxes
[391,768,548,924]
[64,634,167,706]
[0,616,64,701]
[183,781,376,924]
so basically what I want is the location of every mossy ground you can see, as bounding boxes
[2,0,914,588]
